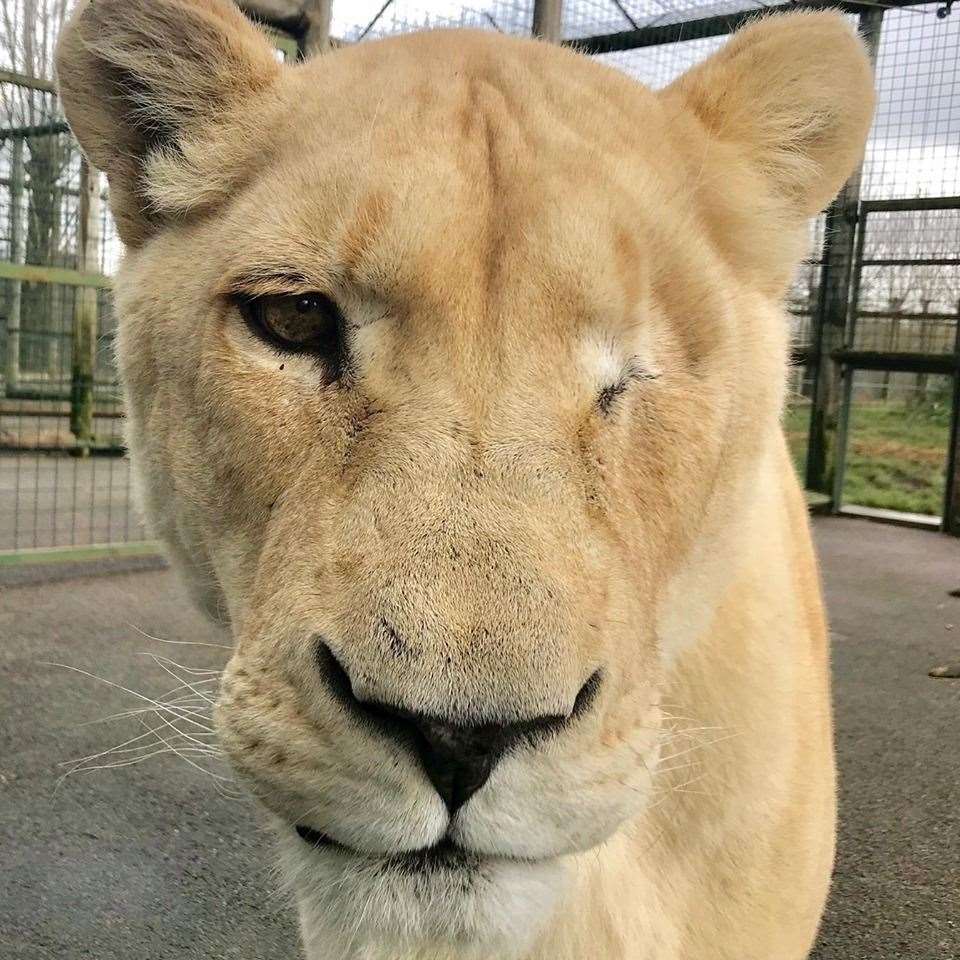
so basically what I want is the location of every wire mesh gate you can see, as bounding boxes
[828,199,960,522]
[0,60,137,550]
[794,6,960,530]
[0,16,297,552]
[1,0,959,551]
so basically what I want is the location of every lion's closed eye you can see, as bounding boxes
[597,357,659,415]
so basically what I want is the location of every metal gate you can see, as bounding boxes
[0,64,136,551]
[799,2,960,532]
[0,17,299,553]
[830,199,960,525]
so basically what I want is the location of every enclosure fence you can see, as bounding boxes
[0,16,297,551]
[1,0,958,551]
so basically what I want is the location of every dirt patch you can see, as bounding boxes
[850,438,945,466]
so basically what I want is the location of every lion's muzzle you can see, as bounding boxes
[315,637,603,814]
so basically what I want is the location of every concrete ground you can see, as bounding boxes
[0,452,146,551]
[1,517,958,959]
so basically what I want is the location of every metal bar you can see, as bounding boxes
[944,302,960,536]
[0,262,111,288]
[829,351,960,375]
[356,0,394,41]
[804,194,857,497]
[0,540,163,566]
[563,0,923,55]
[831,205,871,510]
[860,258,960,267]
[533,0,564,41]
[0,121,69,140]
[0,402,125,420]
[857,310,960,321]
[0,68,56,93]
[860,196,960,213]
[301,0,333,56]
[70,159,101,452]
[0,177,107,200]
[3,386,123,403]
[4,135,24,392]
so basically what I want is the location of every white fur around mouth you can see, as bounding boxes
[289,826,569,960]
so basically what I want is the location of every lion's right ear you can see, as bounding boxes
[56,0,281,246]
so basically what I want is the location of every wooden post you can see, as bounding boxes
[804,7,883,502]
[533,0,564,41]
[805,188,860,497]
[4,135,24,394]
[301,0,333,56]
[70,158,101,453]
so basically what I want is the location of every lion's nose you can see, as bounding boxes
[315,639,601,815]
[413,715,542,814]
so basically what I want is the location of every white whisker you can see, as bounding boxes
[126,622,231,649]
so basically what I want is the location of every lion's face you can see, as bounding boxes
[58,3,873,956]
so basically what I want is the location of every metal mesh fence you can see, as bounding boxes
[854,207,960,354]
[841,370,954,518]
[0,59,140,549]
[862,4,960,201]
[1,0,959,547]
[334,1,532,38]
[0,11,296,551]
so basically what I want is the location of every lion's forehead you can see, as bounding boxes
[208,35,687,324]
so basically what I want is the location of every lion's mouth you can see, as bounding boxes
[295,825,484,873]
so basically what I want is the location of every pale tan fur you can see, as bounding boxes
[57,4,874,958]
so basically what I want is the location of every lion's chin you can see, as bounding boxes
[280,830,568,960]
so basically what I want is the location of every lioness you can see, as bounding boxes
[56,3,874,958]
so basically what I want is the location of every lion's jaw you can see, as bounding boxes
[56,3,874,958]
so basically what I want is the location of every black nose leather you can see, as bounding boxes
[316,639,602,814]
[407,715,515,814]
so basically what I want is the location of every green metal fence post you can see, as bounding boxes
[945,300,960,535]
[4,135,24,394]
[69,158,101,453]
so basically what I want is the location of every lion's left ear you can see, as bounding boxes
[661,11,875,218]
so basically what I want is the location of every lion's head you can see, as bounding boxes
[57,3,872,957]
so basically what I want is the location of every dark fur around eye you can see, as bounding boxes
[235,292,348,383]
[597,359,657,414]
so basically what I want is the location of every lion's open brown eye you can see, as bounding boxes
[237,292,346,380]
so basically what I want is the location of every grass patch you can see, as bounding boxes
[785,403,813,481]
[785,398,950,517]
[0,541,162,566]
